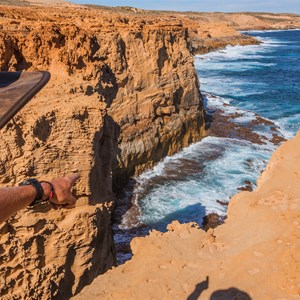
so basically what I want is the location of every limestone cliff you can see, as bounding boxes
[74,131,300,299]
[0,5,205,299]
[81,7,300,54]
[179,12,300,53]
[2,4,297,299]
[181,19,259,54]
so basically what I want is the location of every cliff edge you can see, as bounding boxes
[75,130,300,299]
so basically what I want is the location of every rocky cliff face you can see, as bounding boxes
[0,5,205,298]
[108,20,205,185]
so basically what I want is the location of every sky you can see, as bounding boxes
[71,0,300,14]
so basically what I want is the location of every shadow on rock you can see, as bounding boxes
[187,276,252,300]
[210,287,251,300]
[187,276,209,300]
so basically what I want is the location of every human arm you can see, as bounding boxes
[0,173,80,224]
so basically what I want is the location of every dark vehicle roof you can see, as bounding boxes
[0,71,50,129]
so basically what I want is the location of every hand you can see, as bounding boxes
[42,174,80,207]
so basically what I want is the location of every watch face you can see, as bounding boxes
[20,178,38,186]
[19,179,31,186]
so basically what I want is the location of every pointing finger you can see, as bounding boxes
[67,195,77,205]
[66,173,80,185]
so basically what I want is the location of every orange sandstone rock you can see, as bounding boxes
[0,4,205,298]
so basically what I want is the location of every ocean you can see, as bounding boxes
[114,29,300,263]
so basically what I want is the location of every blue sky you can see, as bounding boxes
[71,0,300,14]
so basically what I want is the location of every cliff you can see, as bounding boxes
[171,12,300,53]
[75,130,300,299]
[0,4,205,299]
[79,6,300,54]
[1,3,299,299]
[184,12,300,53]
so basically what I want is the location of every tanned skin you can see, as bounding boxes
[0,173,80,224]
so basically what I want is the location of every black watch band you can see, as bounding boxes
[19,178,44,206]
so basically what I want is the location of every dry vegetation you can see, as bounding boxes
[0,0,29,5]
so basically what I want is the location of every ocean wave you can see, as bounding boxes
[240,29,300,34]
[137,135,271,228]
[199,77,267,98]
[195,39,279,62]
[274,114,300,139]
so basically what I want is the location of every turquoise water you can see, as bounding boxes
[199,30,300,137]
[116,30,300,253]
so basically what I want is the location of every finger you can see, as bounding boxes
[66,173,80,185]
[67,195,77,206]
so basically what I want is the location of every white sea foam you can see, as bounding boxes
[229,113,256,124]
[137,136,272,228]
[195,36,282,69]
[196,60,276,72]
[196,40,276,62]
[203,92,260,119]
[274,114,300,139]
[199,76,267,97]
[241,29,300,34]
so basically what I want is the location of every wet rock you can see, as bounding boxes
[206,110,266,145]
[238,180,254,192]
[202,213,226,231]
[238,185,253,192]
[115,242,132,254]
[216,200,229,207]
[204,101,286,146]
[271,133,286,145]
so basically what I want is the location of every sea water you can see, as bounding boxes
[115,30,300,262]
[199,30,300,138]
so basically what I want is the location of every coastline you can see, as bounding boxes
[75,32,300,298]
[112,84,287,264]
[112,26,299,272]
[0,3,299,298]
[240,28,300,33]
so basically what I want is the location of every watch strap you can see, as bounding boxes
[40,181,55,199]
[19,178,44,206]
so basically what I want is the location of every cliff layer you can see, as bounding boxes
[183,12,300,52]
[0,4,205,298]
[80,6,300,54]
[75,131,300,299]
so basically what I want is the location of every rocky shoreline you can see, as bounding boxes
[112,89,287,264]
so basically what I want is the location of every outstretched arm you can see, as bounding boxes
[0,173,80,224]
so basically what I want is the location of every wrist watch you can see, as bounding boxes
[19,178,44,206]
